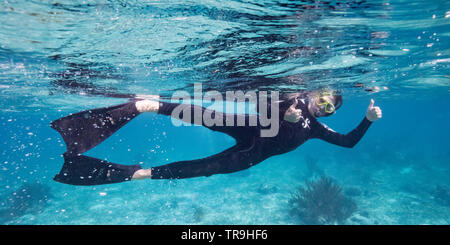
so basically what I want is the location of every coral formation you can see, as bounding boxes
[289,176,356,225]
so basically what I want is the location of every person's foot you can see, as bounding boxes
[132,169,152,180]
[135,99,159,113]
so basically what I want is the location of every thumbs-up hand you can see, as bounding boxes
[284,98,303,123]
[366,99,382,122]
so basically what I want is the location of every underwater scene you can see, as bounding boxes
[0,0,449,225]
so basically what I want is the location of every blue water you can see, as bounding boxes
[0,0,449,225]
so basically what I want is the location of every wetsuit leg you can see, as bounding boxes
[157,102,259,140]
[150,141,262,179]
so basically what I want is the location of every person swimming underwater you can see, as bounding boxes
[50,89,382,185]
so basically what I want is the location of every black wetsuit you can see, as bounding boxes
[150,97,372,179]
[53,95,372,185]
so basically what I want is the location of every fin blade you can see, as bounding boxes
[53,153,142,186]
[50,102,140,155]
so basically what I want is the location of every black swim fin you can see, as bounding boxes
[54,153,142,186]
[50,101,141,155]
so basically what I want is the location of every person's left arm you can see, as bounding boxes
[311,99,382,148]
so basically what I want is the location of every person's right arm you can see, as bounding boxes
[310,99,381,148]
[311,117,372,148]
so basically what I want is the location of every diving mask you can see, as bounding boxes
[315,94,336,114]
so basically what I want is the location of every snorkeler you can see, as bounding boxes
[50,89,382,185]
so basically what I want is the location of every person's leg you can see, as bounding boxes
[132,141,261,180]
[155,101,259,139]
[51,97,249,155]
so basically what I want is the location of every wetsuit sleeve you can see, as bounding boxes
[311,117,372,148]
